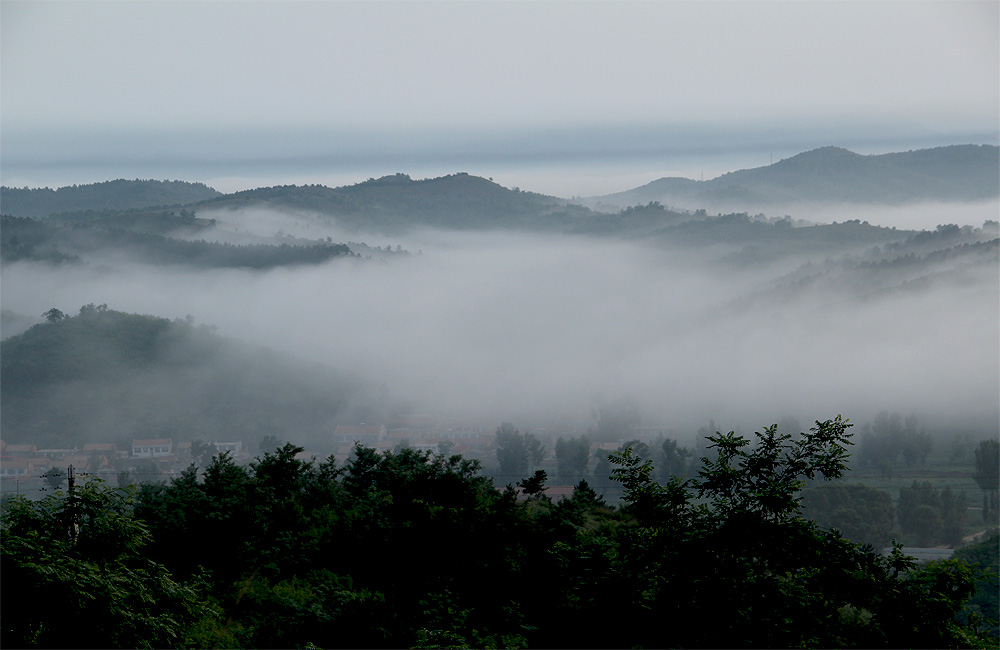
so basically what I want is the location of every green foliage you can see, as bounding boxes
[953,532,1000,639]
[802,483,897,548]
[658,436,693,479]
[554,435,590,482]
[517,470,549,499]
[899,481,970,547]
[697,416,853,521]
[5,416,992,648]
[258,434,284,455]
[857,411,933,472]
[0,480,212,648]
[495,421,529,480]
[597,416,992,648]
[975,440,1000,492]
[42,307,65,323]
[42,466,66,491]
[976,440,1000,523]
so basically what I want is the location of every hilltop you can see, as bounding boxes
[590,144,1000,210]
[0,179,222,218]
[0,306,360,449]
[196,172,594,233]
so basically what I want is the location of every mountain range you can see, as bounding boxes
[2,145,996,230]
[586,144,999,211]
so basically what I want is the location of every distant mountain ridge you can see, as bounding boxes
[2,144,996,235]
[0,179,222,218]
[196,172,592,233]
[591,144,1000,210]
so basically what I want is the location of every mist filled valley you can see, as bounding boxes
[2,145,999,648]
[3,147,999,446]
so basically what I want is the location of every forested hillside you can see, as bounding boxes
[0,179,221,218]
[0,215,355,269]
[0,307,360,448]
[196,172,595,233]
[593,144,1000,209]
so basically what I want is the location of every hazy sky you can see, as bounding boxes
[2,1,998,195]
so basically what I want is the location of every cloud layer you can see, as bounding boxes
[3,214,996,436]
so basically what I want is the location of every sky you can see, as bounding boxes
[2,1,998,196]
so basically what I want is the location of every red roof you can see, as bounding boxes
[4,444,38,453]
[334,425,383,436]
[83,443,117,452]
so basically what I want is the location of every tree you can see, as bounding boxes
[189,439,216,467]
[939,484,968,547]
[858,411,933,470]
[42,307,66,323]
[518,470,549,500]
[43,466,65,491]
[1,480,213,648]
[953,532,1000,639]
[555,435,590,481]
[802,483,896,548]
[258,434,283,455]
[696,416,854,521]
[42,307,65,323]
[525,433,545,468]
[898,481,943,546]
[658,437,692,479]
[591,453,615,496]
[602,416,990,648]
[974,439,999,523]
[495,422,529,480]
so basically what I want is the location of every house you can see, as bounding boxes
[37,448,77,461]
[334,424,387,444]
[214,441,243,456]
[0,457,49,478]
[132,438,173,458]
[3,444,39,457]
[83,443,119,455]
[63,454,112,473]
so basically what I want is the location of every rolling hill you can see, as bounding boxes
[0,307,361,449]
[195,172,595,233]
[590,144,1000,210]
[1,179,222,218]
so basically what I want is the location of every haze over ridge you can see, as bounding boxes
[2,155,997,442]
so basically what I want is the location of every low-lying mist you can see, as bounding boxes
[775,199,1000,232]
[3,204,996,438]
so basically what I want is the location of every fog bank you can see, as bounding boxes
[2,219,996,434]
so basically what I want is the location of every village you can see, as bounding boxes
[0,414,682,499]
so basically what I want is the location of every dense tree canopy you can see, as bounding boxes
[2,418,996,648]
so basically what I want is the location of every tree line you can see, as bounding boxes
[3,416,997,648]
